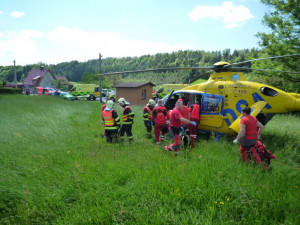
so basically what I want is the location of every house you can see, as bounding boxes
[22,66,57,93]
[114,82,155,105]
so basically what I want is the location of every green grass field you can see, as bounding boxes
[0,95,299,224]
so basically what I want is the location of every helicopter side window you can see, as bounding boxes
[202,96,222,113]
[260,87,278,97]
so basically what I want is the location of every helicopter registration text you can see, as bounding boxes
[224,91,272,127]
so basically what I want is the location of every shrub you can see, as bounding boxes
[0,88,23,94]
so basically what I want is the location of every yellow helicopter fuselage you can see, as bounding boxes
[182,72,300,134]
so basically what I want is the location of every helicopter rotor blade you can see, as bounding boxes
[189,70,215,83]
[230,67,300,74]
[224,54,300,70]
[100,66,214,76]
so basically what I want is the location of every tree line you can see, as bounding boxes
[0,0,299,92]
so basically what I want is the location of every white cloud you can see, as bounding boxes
[189,1,253,29]
[0,10,4,15]
[0,30,41,62]
[0,26,190,65]
[9,10,25,18]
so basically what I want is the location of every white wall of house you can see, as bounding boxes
[39,72,55,88]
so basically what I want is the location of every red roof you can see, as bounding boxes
[23,68,55,86]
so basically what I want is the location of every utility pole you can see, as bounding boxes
[14,60,17,88]
[99,53,103,103]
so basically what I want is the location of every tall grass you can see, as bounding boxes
[0,95,299,224]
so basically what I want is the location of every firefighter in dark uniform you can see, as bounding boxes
[118,98,135,142]
[143,99,156,137]
[102,100,121,143]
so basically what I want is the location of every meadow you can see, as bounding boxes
[0,95,299,224]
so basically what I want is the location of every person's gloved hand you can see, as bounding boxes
[132,120,134,124]
[151,121,154,125]
[233,139,239,144]
[192,121,197,127]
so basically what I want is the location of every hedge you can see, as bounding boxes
[0,88,23,94]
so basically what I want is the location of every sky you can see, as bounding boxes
[0,0,270,66]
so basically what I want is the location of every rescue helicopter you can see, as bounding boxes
[100,54,300,138]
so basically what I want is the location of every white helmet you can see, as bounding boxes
[106,100,114,108]
[118,97,126,104]
[148,99,156,106]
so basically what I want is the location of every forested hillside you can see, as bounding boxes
[0,48,299,92]
[0,48,259,85]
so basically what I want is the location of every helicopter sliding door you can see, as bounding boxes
[200,94,225,128]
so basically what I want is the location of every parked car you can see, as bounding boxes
[101,89,114,97]
[59,92,76,100]
[48,88,56,95]
[107,90,116,96]
[36,87,51,95]
[108,93,116,101]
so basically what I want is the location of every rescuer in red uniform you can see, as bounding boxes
[179,98,190,128]
[233,106,264,162]
[143,99,156,137]
[152,99,169,144]
[164,100,197,156]
[102,100,121,143]
[188,99,200,135]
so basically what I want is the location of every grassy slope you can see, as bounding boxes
[0,95,299,224]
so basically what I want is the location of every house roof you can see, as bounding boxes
[23,68,56,86]
[114,82,156,88]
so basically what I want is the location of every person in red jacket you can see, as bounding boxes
[164,100,197,156]
[186,100,201,148]
[188,100,200,135]
[233,106,264,162]
[143,99,156,137]
[179,98,190,128]
[101,99,109,136]
[152,99,169,144]
[102,100,121,143]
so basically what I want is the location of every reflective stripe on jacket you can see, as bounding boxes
[143,105,153,121]
[103,110,120,129]
[122,105,134,124]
